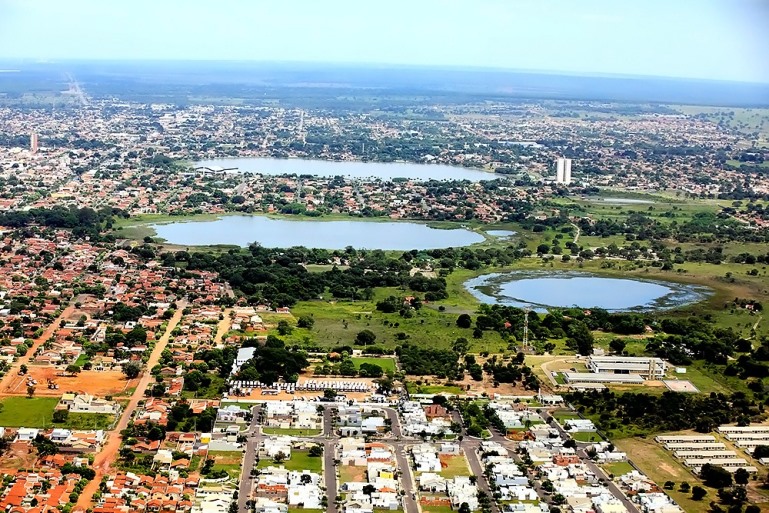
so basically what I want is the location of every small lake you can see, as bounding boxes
[151,215,486,250]
[486,230,516,238]
[465,271,710,311]
[194,157,495,181]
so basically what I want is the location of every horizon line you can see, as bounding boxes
[2,57,768,86]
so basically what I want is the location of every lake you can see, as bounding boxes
[151,215,486,250]
[465,271,710,311]
[486,230,516,238]
[194,157,495,181]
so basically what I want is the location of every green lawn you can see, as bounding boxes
[258,449,323,473]
[0,397,58,427]
[60,413,115,430]
[602,461,635,477]
[420,506,454,513]
[351,357,396,373]
[439,454,471,478]
[570,431,602,442]
[262,427,322,437]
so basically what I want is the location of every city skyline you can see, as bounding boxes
[1,0,768,83]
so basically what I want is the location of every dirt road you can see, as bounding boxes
[0,303,75,394]
[75,301,187,510]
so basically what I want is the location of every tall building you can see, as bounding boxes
[30,133,38,153]
[555,157,572,184]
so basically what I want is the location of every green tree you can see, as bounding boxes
[53,409,69,423]
[355,330,376,346]
[691,486,707,501]
[65,364,81,376]
[122,362,141,379]
[456,314,472,329]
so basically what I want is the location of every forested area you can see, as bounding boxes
[566,389,761,434]
[160,243,528,307]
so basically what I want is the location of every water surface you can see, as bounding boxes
[194,157,494,181]
[465,271,709,311]
[152,215,485,250]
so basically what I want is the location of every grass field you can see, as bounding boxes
[351,357,396,373]
[614,436,719,513]
[420,505,454,513]
[602,461,635,477]
[439,454,471,478]
[262,427,322,437]
[208,450,243,479]
[60,413,115,430]
[0,397,58,427]
[339,464,367,484]
[570,431,602,443]
[257,449,323,473]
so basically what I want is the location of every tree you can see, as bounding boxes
[323,389,337,400]
[700,463,732,488]
[297,316,315,329]
[27,385,35,398]
[339,359,358,376]
[691,486,707,501]
[458,503,471,513]
[752,445,769,459]
[567,320,594,356]
[65,364,81,376]
[277,320,293,336]
[456,314,472,329]
[122,362,141,379]
[355,330,376,346]
[734,467,750,486]
[609,338,626,354]
[452,337,470,355]
[746,506,761,513]
[53,409,69,423]
[19,364,28,374]
[309,445,323,457]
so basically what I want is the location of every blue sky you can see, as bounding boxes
[1,0,768,83]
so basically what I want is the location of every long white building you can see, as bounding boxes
[587,356,667,379]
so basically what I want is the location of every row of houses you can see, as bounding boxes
[400,401,455,436]
[337,438,401,513]
[254,466,323,510]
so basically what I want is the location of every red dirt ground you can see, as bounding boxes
[4,366,139,397]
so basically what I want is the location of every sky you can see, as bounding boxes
[1,0,768,83]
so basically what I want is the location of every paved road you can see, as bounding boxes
[238,404,263,513]
[548,416,641,513]
[322,406,338,513]
[463,443,499,513]
[76,300,187,510]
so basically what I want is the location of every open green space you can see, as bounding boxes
[614,437,721,513]
[258,449,323,473]
[208,450,243,480]
[351,357,396,373]
[0,397,58,427]
[570,431,602,442]
[601,461,635,477]
[439,454,471,478]
[419,506,454,513]
[60,413,115,430]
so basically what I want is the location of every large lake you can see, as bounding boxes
[151,215,485,250]
[194,157,494,181]
[465,271,710,311]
